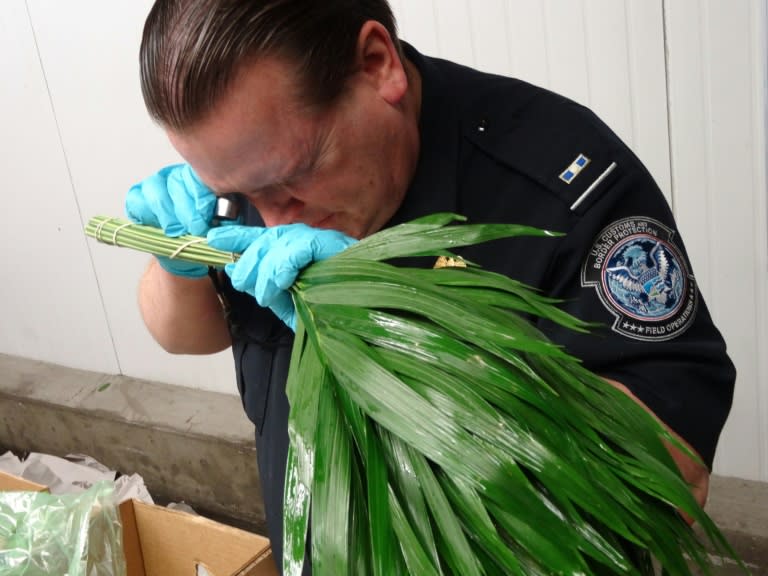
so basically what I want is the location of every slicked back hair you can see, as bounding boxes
[140,0,401,130]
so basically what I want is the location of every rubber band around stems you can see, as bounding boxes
[93,217,134,245]
[169,237,206,259]
[111,222,133,244]
[94,217,117,242]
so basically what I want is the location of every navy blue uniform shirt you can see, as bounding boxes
[217,43,735,574]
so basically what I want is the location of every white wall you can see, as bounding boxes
[1,0,765,481]
[662,0,768,480]
[1,0,236,393]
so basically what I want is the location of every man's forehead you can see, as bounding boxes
[166,49,339,196]
[229,54,307,113]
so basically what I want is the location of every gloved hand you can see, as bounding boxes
[207,224,357,330]
[125,163,217,278]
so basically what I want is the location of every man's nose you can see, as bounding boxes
[259,193,306,226]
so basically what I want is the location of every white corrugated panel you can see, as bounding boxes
[23,0,236,394]
[665,0,768,481]
[0,0,118,373]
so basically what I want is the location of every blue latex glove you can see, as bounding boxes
[207,224,357,330]
[125,163,217,278]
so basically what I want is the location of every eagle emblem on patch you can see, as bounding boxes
[581,217,698,341]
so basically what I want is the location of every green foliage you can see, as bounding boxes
[283,213,746,576]
[82,213,746,574]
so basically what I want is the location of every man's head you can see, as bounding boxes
[141,0,402,130]
[140,0,420,239]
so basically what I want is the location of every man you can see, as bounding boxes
[126,1,735,572]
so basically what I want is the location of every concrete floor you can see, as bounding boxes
[0,353,766,574]
[698,476,768,574]
[707,531,765,574]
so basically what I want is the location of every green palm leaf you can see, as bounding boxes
[285,213,746,576]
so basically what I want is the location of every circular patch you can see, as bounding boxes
[581,217,698,341]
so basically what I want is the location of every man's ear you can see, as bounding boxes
[355,20,408,105]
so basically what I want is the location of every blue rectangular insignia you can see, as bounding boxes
[559,154,591,184]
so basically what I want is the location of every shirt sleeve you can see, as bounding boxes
[535,149,735,469]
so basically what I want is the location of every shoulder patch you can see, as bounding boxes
[581,217,698,341]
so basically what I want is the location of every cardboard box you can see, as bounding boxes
[0,469,46,492]
[0,471,278,576]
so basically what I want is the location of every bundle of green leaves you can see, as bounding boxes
[283,213,742,576]
[85,213,744,575]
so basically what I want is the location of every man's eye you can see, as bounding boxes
[242,183,285,200]
[239,189,265,201]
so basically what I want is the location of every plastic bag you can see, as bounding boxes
[0,480,125,576]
